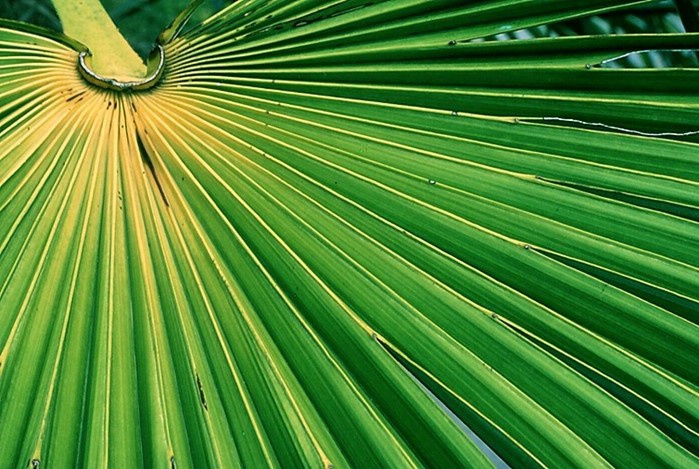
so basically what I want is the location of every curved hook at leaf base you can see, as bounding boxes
[79,44,165,91]
[73,0,205,91]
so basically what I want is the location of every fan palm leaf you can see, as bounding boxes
[0,0,698,467]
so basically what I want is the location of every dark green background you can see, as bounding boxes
[0,0,231,56]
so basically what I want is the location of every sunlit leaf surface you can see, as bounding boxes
[1,1,698,467]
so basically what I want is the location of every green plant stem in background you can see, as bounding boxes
[52,0,146,78]
[674,0,699,30]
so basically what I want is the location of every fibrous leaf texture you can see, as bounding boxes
[0,0,698,467]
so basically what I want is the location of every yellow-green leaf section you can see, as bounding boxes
[1,0,698,467]
[52,0,146,79]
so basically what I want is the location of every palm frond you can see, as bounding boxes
[1,1,698,467]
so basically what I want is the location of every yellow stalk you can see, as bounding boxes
[51,0,147,80]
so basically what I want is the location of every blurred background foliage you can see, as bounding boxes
[477,0,699,67]
[0,0,697,65]
[0,0,228,57]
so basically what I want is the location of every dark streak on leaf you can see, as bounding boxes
[196,373,208,411]
[135,132,170,207]
[65,90,86,102]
